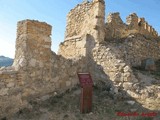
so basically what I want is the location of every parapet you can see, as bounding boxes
[107,12,124,25]
[105,12,159,40]
[126,13,139,29]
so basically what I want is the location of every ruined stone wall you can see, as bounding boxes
[0,20,87,118]
[60,0,105,58]
[105,13,158,40]
[59,0,160,104]
[100,34,160,67]
[91,42,160,105]
[0,67,27,118]
[1,0,160,118]
[58,35,87,58]
[65,0,105,41]
[121,34,160,67]
[65,2,92,38]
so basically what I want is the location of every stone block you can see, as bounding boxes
[0,88,9,96]
[123,82,133,90]
[7,82,15,88]
[29,59,36,67]
[66,81,71,87]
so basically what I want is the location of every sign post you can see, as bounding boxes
[77,73,93,113]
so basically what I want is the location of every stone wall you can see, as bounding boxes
[1,0,160,118]
[90,37,160,104]
[59,0,160,110]
[0,20,87,118]
[120,34,160,66]
[105,12,158,40]
[59,0,160,109]
[91,34,160,84]
[0,67,26,118]
[65,2,92,38]
[60,0,105,58]
[65,0,105,43]
[58,35,87,58]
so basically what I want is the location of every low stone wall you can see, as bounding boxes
[0,67,27,118]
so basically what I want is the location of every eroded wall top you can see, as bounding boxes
[65,0,159,41]
[65,1,92,38]
[13,20,52,70]
[105,12,159,40]
[64,0,105,42]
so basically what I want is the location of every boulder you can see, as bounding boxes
[141,58,156,71]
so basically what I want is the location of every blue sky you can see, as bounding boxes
[0,0,160,58]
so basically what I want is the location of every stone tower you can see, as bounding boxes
[59,0,105,58]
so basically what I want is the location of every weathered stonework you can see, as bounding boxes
[65,0,105,41]
[0,0,160,118]
[58,0,160,113]
[105,12,158,40]
[0,20,87,118]
[59,0,105,58]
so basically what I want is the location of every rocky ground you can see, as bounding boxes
[7,77,159,120]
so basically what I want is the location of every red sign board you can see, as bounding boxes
[77,73,93,113]
[80,86,93,113]
[77,73,93,87]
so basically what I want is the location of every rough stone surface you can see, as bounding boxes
[0,20,87,118]
[0,0,160,118]
[141,58,156,71]
[105,12,158,40]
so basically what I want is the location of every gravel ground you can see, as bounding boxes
[8,84,160,120]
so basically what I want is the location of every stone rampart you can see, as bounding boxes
[105,12,158,40]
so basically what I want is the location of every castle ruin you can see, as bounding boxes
[0,0,160,118]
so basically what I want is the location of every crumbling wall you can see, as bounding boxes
[105,12,127,40]
[0,20,87,118]
[58,35,87,58]
[65,0,105,41]
[1,0,160,118]
[59,0,160,106]
[60,0,105,58]
[105,13,158,40]
[120,34,160,66]
[0,67,27,118]
[65,2,92,38]
[91,40,160,104]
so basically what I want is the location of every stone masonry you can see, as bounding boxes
[0,20,87,118]
[58,0,160,111]
[59,0,105,58]
[105,12,158,40]
[0,0,160,118]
